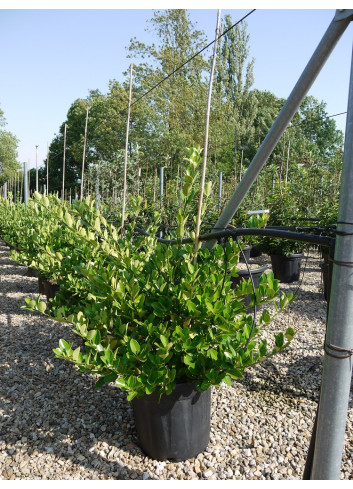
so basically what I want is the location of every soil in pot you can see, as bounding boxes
[270,253,304,283]
[131,382,211,461]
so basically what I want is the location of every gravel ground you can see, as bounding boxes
[0,238,352,480]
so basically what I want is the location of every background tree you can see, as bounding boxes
[127,9,209,183]
[211,16,257,183]
[0,105,20,186]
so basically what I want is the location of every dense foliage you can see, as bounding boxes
[0,148,295,401]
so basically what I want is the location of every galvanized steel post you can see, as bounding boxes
[311,27,353,480]
[23,161,28,205]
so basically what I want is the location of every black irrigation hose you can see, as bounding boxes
[134,225,335,250]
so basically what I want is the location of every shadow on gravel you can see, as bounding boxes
[0,329,155,479]
[238,355,324,403]
[0,295,157,478]
[0,267,30,278]
[0,256,26,268]
[0,255,154,480]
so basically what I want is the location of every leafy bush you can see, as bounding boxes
[20,148,296,402]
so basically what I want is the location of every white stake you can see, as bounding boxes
[194,9,221,259]
[122,64,133,229]
[81,106,89,200]
[62,123,67,202]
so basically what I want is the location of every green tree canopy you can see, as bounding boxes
[0,105,20,186]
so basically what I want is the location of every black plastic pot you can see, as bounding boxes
[38,275,60,300]
[270,253,304,283]
[132,383,211,461]
[250,245,262,258]
[239,245,252,263]
[26,267,39,278]
[230,265,267,307]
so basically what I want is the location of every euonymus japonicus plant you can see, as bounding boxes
[0,195,106,294]
[24,147,295,401]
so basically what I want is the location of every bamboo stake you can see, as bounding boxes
[121,64,133,229]
[81,106,89,200]
[194,9,221,260]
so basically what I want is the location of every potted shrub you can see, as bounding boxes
[261,189,308,283]
[261,236,305,283]
[25,148,295,461]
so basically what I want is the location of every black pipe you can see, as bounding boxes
[134,226,335,251]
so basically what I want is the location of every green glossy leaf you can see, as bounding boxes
[130,338,140,354]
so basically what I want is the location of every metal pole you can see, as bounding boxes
[311,35,353,480]
[46,142,49,195]
[23,161,28,205]
[218,171,223,212]
[35,145,39,192]
[62,123,67,202]
[81,106,89,200]
[122,63,133,229]
[28,160,30,196]
[204,9,353,250]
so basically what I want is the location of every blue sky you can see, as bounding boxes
[1,4,352,170]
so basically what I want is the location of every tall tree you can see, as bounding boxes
[212,15,258,182]
[127,9,208,179]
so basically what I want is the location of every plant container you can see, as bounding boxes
[131,382,211,461]
[239,245,252,263]
[270,253,304,283]
[230,265,267,307]
[38,275,59,300]
[250,245,263,258]
[26,267,39,278]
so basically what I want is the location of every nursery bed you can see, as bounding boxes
[0,239,352,480]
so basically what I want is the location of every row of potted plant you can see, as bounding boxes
[0,148,296,461]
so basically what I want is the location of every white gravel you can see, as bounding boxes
[0,239,352,480]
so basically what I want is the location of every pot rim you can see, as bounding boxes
[234,264,268,276]
[270,252,304,259]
